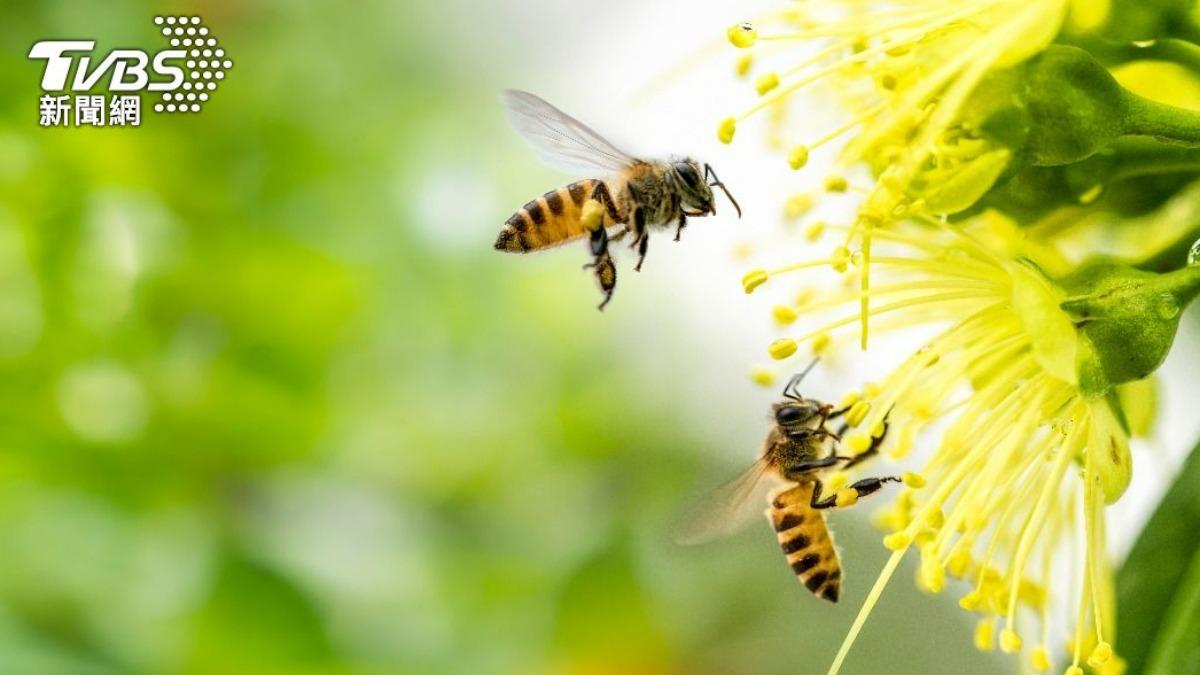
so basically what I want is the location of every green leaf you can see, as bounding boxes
[1117,440,1200,673]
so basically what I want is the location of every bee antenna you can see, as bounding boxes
[704,164,742,219]
[782,357,821,401]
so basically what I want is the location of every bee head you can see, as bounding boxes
[671,159,742,219]
[772,400,822,430]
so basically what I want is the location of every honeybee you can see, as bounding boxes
[679,360,899,603]
[495,90,741,310]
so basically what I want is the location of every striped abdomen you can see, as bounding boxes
[495,179,614,253]
[768,483,842,603]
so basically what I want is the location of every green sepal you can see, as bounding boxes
[1060,261,1200,396]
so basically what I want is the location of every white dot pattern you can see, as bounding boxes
[154,15,232,115]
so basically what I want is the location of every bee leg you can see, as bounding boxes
[610,226,629,243]
[674,213,687,242]
[582,227,617,310]
[842,420,890,469]
[583,250,617,310]
[810,476,902,509]
[635,233,650,272]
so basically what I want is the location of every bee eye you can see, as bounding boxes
[776,406,806,425]
[674,162,700,188]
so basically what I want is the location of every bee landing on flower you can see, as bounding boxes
[740,214,1200,674]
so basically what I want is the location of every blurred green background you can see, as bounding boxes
[0,2,1003,674]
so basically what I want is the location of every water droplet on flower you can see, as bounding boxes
[1156,293,1180,319]
[1188,238,1200,266]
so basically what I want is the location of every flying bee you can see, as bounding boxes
[495,90,742,310]
[678,360,899,603]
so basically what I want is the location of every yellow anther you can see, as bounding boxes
[902,471,927,488]
[835,488,859,508]
[811,332,832,355]
[756,72,780,95]
[718,117,737,144]
[880,73,899,90]
[863,381,882,397]
[1032,647,1051,672]
[838,391,861,409]
[742,268,768,293]
[805,220,826,242]
[1087,642,1113,668]
[825,174,849,192]
[925,508,944,529]
[920,558,945,593]
[772,305,798,326]
[735,53,754,77]
[727,22,757,48]
[732,241,753,261]
[843,434,869,455]
[769,338,798,360]
[846,400,871,427]
[883,532,911,551]
[947,549,971,577]
[794,290,815,310]
[974,620,995,652]
[851,36,870,53]
[868,419,887,438]
[580,199,604,231]
[832,245,851,272]
[959,590,982,611]
[1065,667,1084,675]
[788,145,810,170]
[890,426,915,459]
[1000,628,1022,653]
[783,194,813,219]
[825,471,849,493]
[750,367,775,387]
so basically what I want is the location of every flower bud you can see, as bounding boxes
[1021,46,1128,166]
[1061,261,1200,395]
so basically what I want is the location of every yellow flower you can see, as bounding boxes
[746,218,1127,675]
[722,0,1076,346]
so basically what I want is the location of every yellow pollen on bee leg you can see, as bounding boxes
[835,488,859,507]
[769,338,798,360]
[580,199,604,231]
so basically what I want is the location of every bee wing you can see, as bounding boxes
[674,458,779,546]
[502,90,637,173]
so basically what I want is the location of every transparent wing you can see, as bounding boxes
[674,458,779,546]
[502,90,637,173]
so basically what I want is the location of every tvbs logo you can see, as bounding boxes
[29,16,233,128]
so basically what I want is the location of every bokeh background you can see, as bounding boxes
[2,2,1197,674]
